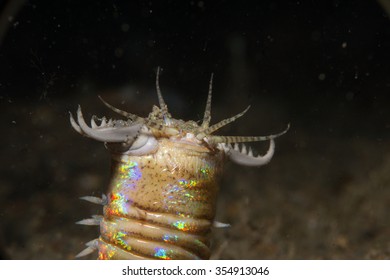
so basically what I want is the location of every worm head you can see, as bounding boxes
[70,67,289,164]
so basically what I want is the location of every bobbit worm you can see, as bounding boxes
[69,68,289,259]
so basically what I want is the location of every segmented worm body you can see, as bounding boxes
[70,68,288,259]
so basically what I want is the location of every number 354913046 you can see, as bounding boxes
[215,266,269,276]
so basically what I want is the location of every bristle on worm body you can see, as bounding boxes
[70,68,289,259]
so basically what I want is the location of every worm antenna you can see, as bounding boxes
[155,66,171,125]
[201,73,214,129]
[98,96,141,121]
[197,105,251,139]
[208,123,290,144]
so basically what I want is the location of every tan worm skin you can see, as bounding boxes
[98,140,223,259]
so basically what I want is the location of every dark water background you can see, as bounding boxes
[0,0,389,259]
